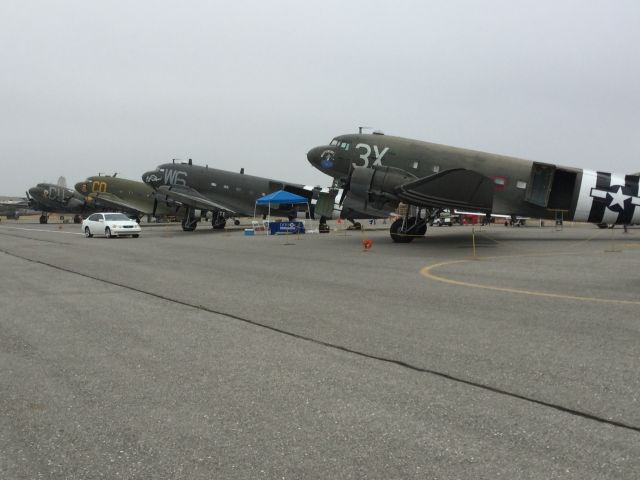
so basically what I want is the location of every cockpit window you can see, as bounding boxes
[340,142,350,151]
[330,139,339,146]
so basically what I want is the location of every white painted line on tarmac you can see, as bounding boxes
[0,226,84,236]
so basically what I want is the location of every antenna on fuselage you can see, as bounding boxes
[240,168,244,174]
[358,126,373,134]
[188,159,192,165]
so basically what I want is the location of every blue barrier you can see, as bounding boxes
[269,221,305,235]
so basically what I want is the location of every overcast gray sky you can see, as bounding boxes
[1,0,639,195]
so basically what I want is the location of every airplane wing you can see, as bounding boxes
[394,169,494,211]
[87,192,150,215]
[155,185,237,214]
[0,198,29,209]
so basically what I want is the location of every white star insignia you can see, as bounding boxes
[607,186,630,209]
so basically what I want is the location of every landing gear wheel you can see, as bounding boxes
[39,215,48,224]
[84,227,93,238]
[211,211,226,230]
[181,218,197,231]
[105,227,113,238]
[73,214,82,224]
[390,218,415,243]
[406,217,427,236]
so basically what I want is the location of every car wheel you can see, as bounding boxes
[84,227,93,238]
[105,227,113,238]
[132,234,139,238]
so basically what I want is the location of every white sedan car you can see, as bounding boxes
[82,212,141,238]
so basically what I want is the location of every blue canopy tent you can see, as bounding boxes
[254,190,310,233]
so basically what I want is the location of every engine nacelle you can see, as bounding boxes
[66,197,85,209]
[342,166,416,218]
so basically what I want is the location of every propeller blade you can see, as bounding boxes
[152,198,158,217]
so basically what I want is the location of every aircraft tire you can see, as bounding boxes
[181,219,197,231]
[212,220,226,230]
[84,227,93,238]
[73,214,82,224]
[390,218,414,243]
[39,215,48,224]
[407,217,427,236]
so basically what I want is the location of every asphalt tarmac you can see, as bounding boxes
[1,220,639,479]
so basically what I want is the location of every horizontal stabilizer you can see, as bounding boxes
[156,185,236,213]
[394,168,494,211]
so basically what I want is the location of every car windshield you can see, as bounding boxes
[104,213,131,221]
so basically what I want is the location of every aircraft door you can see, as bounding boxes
[525,163,555,207]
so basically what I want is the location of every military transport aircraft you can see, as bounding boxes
[142,160,336,231]
[75,174,177,220]
[0,196,32,220]
[307,130,640,242]
[26,177,96,224]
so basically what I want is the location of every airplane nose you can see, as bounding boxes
[142,170,162,187]
[307,146,324,167]
[74,182,88,194]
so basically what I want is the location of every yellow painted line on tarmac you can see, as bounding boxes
[420,258,640,306]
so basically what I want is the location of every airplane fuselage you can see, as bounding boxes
[75,176,175,217]
[307,133,639,225]
[27,183,89,214]
[143,162,314,219]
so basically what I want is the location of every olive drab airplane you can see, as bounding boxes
[142,159,337,231]
[0,196,32,220]
[74,174,177,220]
[26,176,96,224]
[307,130,640,242]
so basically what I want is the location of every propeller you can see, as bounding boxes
[152,198,158,217]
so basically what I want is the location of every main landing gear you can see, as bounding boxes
[181,207,199,231]
[389,210,428,243]
[39,214,48,224]
[212,210,226,230]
